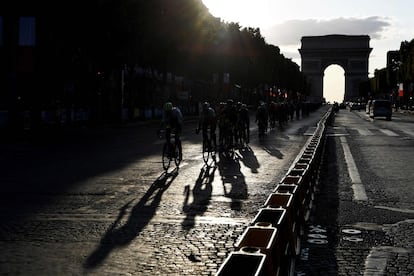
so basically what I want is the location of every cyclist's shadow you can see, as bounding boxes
[217,156,248,210]
[84,169,178,270]
[182,165,216,230]
[237,145,260,173]
[262,143,284,159]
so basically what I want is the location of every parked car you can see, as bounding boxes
[369,99,392,120]
[350,102,363,111]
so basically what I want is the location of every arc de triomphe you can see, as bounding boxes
[299,35,372,102]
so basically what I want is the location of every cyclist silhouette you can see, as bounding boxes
[196,101,217,151]
[161,102,183,160]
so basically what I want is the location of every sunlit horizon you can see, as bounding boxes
[324,65,345,103]
[202,0,414,102]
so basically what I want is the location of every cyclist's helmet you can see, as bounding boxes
[164,102,173,112]
[227,99,234,106]
[202,101,210,110]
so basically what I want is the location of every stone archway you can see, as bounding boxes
[299,35,372,102]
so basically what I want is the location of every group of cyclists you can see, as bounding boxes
[160,99,250,162]
[195,99,253,155]
[267,101,307,129]
[160,99,307,164]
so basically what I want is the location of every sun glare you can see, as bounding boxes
[202,0,273,27]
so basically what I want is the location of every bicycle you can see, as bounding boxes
[158,129,182,171]
[236,122,249,149]
[220,123,235,159]
[257,118,267,139]
[199,127,216,167]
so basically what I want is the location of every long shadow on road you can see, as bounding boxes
[237,146,260,173]
[181,165,216,230]
[217,156,248,211]
[84,170,177,270]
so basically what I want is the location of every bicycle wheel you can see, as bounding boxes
[222,131,234,159]
[238,127,246,148]
[202,139,210,164]
[162,143,172,170]
[174,143,181,167]
[202,138,216,166]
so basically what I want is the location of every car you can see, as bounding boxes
[369,99,392,120]
[350,102,363,111]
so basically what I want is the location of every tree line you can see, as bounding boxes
[2,0,308,128]
[54,0,308,100]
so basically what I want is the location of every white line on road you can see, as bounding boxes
[401,129,414,137]
[364,246,412,276]
[378,129,399,136]
[374,205,414,214]
[357,129,374,136]
[340,137,368,201]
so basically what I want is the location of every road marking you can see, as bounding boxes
[364,247,389,275]
[340,137,368,201]
[378,129,399,136]
[364,246,412,276]
[401,129,414,137]
[356,129,374,136]
[374,205,414,214]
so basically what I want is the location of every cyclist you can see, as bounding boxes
[223,99,238,148]
[269,101,277,128]
[256,101,268,138]
[161,102,183,160]
[217,102,227,149]
[196,101,217,151]
[237,103,250,145]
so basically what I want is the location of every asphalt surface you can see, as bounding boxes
[295,109,414,276]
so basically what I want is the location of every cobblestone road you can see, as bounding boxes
[0,109,328,275]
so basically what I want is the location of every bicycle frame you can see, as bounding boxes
[201,127,216,166]
[160,130,181,171]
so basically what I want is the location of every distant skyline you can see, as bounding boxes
[202,0,414,102]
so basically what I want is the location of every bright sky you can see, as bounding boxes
[202,0,414,102]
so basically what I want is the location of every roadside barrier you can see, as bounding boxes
[216,107,334,276]
[234,225,280,275]
[216,249,267,276]
[263,192,300,257]
[251,207,294,275]
[263,192,293,209]
[286,168,312,219]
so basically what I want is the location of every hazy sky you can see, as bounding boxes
[202,0,414,102]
